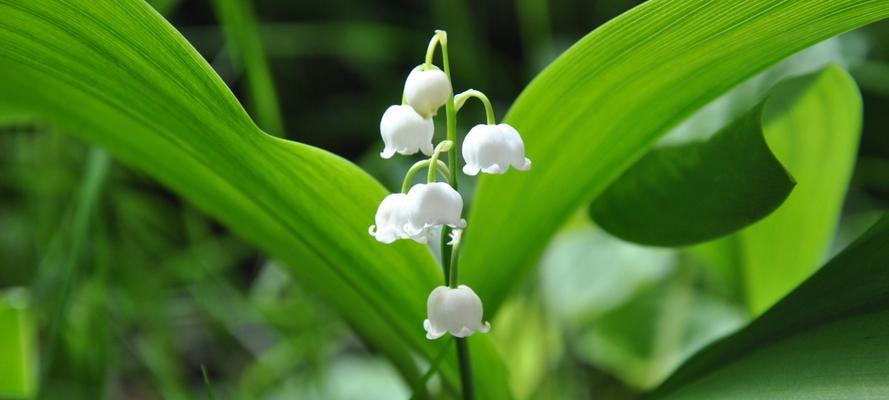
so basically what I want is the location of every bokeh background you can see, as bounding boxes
[1,0,888,398]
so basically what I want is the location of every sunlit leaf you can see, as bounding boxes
[0,1,509,397]
[211,0,285,135]
[651,214,889,398]
[461,0,889,315]
[696,66,864,314]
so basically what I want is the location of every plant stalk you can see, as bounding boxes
[454,89,496,125]
[402,159,450,193]
[456,338,474,400]
[433,29,475,400]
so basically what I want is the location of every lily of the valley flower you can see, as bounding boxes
[424,285,491,339]
[380,105,434,159]
[369,193,428,243]
[369,182,464,244]
[462,123,532,175]
[404,66,452,118]
[404,182,466,237]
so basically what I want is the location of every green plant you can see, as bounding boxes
[1,0,888,398]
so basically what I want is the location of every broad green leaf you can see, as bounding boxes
[590,99,795,247]
[650,214,889,399]
[460,0,889,315]
[660,35,864,148]
[734,66,863,314]
[0,288,36,398]
[211,0,285,135]
[0,1,509,397]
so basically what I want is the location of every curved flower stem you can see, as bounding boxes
[401,159,451,193]
[424,30,447,69]
[454,89,496,125]
[427,140,453,183]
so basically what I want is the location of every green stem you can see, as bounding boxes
[456,338,475,400]
[441,34,458,191]
[427,141,453,183]
[401,159,451,193]
[424,31,446,68]
[434,29,475,400]
[441,225,453,286]
[448,231,461,289]
[454,89,496,125]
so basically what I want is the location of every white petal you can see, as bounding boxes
[424,285,489,339]
[406,183,464,232]
[404,67,452,118]
[379,105,434,158]
[460,123,531,175]
[518,158,532,171]
[453,327,474,338]
[421,141,434,156]
[370,193,413,243]
[424,319,446,340]
[380,146,396,159]
[462,164,480,176]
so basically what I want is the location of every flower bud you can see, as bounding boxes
[368,193,431,244]
[380,105,434,159]
[404,182,466,237]
[424,285,491,339]
[462,123,532,175]
[404,67,452,118]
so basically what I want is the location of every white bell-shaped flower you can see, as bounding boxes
[379,105,434,159]
[404,182,466,237]
[368,193,432,244]
[424,285,491,339]
[462,123,532,175]
[404,67,452,118]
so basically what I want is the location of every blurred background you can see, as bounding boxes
[1,0,888,398]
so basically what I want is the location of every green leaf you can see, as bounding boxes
[211,0,285,135]
[0,1,508,397]
[590,98,795,247]
[461,0,889,315]
[734,66,863,314]
[650,214,889,399]
[0,289,36,398]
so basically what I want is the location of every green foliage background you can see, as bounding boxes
[1,0,888,399]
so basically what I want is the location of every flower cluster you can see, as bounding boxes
[369,30,531,341]
[369,181,465,244]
